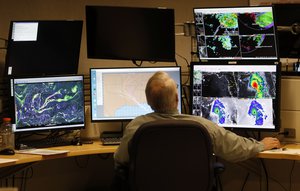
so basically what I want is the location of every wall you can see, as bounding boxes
[250,0,300,5]
[2,1,300,191]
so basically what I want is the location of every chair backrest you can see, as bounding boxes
[128,120,215,191]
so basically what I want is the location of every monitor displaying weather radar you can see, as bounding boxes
[190,62,281,131]
[193,6,279,61]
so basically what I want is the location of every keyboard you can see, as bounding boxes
[101,137,121,145]
[16,137,71,150]
[100,131,122,145]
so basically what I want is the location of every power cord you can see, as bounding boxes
[276,131,289,136]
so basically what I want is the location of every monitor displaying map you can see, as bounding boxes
[11,75,85,133]
[193,6,279,61]
[190,62,281,131]
[90,67,182,121]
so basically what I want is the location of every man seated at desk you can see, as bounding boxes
[114,71,281,167]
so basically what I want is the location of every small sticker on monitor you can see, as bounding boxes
[12,22,38,41]
[8,66,12,75]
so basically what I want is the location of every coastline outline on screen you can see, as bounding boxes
[90,67,182,121]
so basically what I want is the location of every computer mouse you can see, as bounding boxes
[0,148,15,155]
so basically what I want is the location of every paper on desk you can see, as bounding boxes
[262,148,300,155]
[16,149,69,155]
[0,158,18,164]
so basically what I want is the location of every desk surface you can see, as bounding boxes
[257,144,300,160]
[1,142,300,168]
[0,141,118,168]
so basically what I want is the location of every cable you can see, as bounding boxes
[175,52,190,67]
[10,166,34,191]
[238,159,288,191]
[240,172,250,191]
[174,59,179,66]
[288,160,295,191]
[258,159,291,191]
[182,85,190,114]
[132,60,143,67]
[268,176,288,191]
[259,159,268,191]
[276,131,289,137]
[22,168,32,191]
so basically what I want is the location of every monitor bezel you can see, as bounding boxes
[272,3,300,59]
[89,66,182,122]
[193,5,280,62]
[4,20,83,77]
[10,75,86,133]
[190,61,281,132]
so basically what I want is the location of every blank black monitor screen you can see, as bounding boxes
[85,6,175,62]
[11,75,85,133]
[193,6,278,60]
[5,20,83,77]
[90,67,181,121]
[190,62,280,131]
[273,3,300,58]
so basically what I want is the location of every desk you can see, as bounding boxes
[257,143,300,160]
[0,142,298,191]
[0,141,118,168]
[1,142,299,169]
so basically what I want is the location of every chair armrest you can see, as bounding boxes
[214,162,225,175]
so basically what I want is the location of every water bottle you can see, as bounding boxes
[0,117,14,151]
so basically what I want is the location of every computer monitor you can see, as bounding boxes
[193,6,279,61]
[10,75,85,133]
[190,62,281,131]
[5,20,83,77]
[273,3,300,58]
[85,6,175,62]
[90,67,181,121]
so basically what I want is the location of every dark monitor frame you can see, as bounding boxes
[190,61,281,132]
[4,20,83,77]
[10,75,86,134]
[273,3,300,59]
[85,5,175,62]
[193,6,279,62]
[90,66,182,122]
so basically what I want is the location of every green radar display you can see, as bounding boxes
[216,13,238,28]
[256,12,273,28]
[193,6,278,60]
[218,36,233,50]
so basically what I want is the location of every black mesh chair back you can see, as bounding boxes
[128,120,215,191]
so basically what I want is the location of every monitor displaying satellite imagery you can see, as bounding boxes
[193,6,279,61]
[11,75,85,133]
[190,62,281,131]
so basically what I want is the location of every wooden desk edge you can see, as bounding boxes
[0,141,118,168]
[257,144,300,160]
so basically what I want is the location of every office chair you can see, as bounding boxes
[126,120,224,191]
